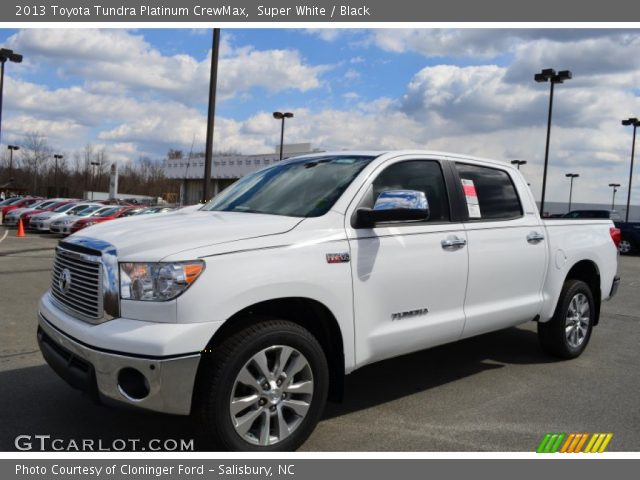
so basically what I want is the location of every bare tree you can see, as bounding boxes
[19,131,52,193]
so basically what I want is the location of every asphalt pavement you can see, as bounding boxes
[1,227,639,451]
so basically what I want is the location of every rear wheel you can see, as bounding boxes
[538,279,595,359]
[194,318,329,451]
[619,238,636,255]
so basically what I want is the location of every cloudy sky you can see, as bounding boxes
[1,28,640,206]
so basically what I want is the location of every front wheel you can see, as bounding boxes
[194,319,329,451]
[538,279,595,359]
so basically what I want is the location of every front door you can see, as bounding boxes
[346,157,469,368]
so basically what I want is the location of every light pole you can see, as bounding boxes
[565,173,579,212]
[7,144,18,174]
[90,161,100,200]
[622,117,640,223]
[609,183,621,210]
[53,154,63,197]
[273,111,294,160]
[535,68,572,216]
[203,28,220,204]
[511,159,527,170]
[0,48,23,146]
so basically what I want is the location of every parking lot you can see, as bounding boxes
[1,227,639,452]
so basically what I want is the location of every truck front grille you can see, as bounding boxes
[51,248,103,320]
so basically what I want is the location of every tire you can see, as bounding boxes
[194,318,329,451]
[619,238,636,255]
[538,279,595,359]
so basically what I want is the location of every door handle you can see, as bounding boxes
[441,236,467,250]
[527,232,545,244]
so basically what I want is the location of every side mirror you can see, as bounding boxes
[356,190,429,228]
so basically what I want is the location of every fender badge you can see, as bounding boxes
[326,253,350,264]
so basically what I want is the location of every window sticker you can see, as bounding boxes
[461,178,481,218]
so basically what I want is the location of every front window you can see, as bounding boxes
[202,155,375,218]
[53,203,76,213]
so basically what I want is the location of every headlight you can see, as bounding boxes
[119,261,205,301]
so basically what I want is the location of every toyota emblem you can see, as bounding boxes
[59,268,72,294]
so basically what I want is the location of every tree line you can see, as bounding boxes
[0,131,179,201]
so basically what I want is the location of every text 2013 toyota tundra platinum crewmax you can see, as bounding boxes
[37,151,620,450]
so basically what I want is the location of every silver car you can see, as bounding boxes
[30,202,91,232]
[2,199,62,226]
[49,204,106,235]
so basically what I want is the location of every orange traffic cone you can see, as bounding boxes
[16,218,25,237]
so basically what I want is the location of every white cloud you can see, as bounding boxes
[7,29,330,105]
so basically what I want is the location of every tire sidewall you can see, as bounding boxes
[210,325,328,451]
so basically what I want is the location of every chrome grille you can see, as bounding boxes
[51,248,103,320]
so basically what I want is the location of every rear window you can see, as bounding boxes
[455,163,522,221]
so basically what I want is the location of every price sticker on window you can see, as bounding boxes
[461,178,481,218]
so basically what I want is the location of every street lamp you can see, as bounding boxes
[90,161,100,200]
[273,111,294,160]
[609,183,621,210]
[0,48,23,145]
[7,144,18,172]
[535,68,572,215]
[510,159,527,170]
[621,117,640,223]
[53,154,63,197]
[565,173,579,212]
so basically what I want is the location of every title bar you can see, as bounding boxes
[3,0,640,22]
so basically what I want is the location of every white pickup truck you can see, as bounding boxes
[37,150,620,451]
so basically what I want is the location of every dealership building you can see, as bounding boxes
[163,143,319,205]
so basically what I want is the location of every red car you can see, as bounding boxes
[21,200,79,229]
[70,206,136,233]
[1,197,43,217]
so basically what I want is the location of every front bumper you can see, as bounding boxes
[30,220,50,231]
[37,313,201,415]
[50,224,72,234]
[3,216,19,226]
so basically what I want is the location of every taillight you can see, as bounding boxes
[610,227,621,249]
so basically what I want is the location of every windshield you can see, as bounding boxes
[94,207,120,217]
[53,203,76,213]
[203,155,374,217]
[77,205,102,216]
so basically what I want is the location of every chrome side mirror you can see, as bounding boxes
[356,190,429,228]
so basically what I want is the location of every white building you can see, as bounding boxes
[164,143,319,205]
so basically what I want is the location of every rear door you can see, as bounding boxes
[346,156,469,367]
[453,161,548,338]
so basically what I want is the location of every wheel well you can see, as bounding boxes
[201,297,345,402]
[565,260,601,325]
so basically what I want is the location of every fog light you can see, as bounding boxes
[117,368,150,400]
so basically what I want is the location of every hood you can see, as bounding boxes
[6,207,33,216]
[69,210,303,261]
[33,211,59,220]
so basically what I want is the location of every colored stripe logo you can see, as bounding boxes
[536,433,613,453]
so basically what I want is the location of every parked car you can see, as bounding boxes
[615,221,640,255]
[563,209,623,221]
[134,206,175,215]
[3,199,72,227]
[20,200,80,229]
[2,199,51,226]
[1,197,43,219]
[28,202,89,232]
[38,151,619,451]
[70,206,136,233]
[49,204,107,235]
[0,196,22,206]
